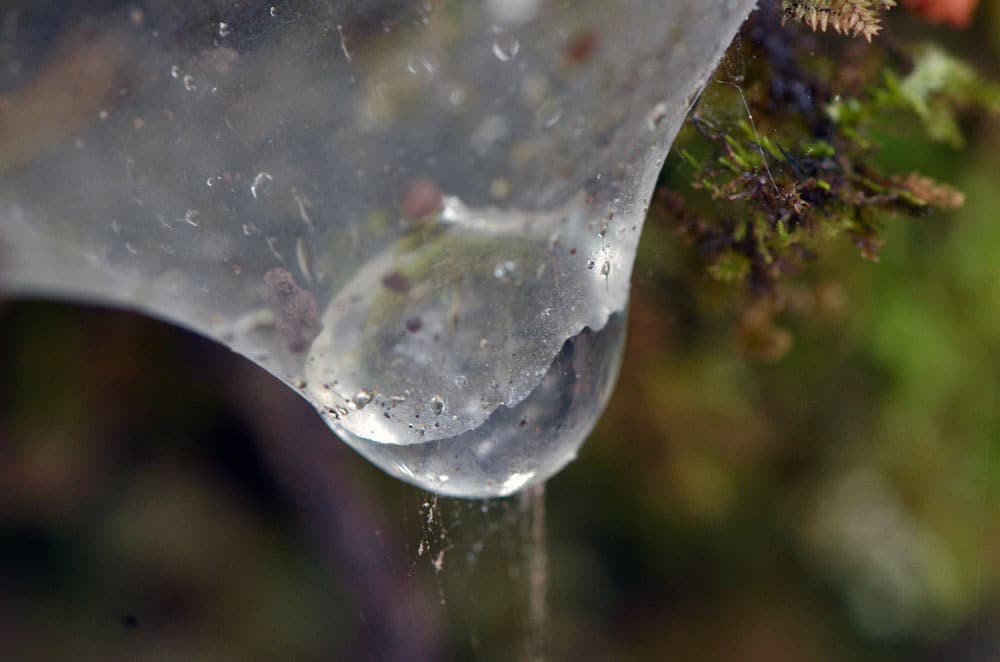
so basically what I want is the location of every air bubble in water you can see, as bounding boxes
[250,172,273,199]
[536,97,564,130]
[352,389,374,410]
[491,34,520,62]
[218,22,231,38]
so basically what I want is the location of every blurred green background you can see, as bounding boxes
[3,3,1000,661]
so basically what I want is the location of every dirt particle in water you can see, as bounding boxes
[382,271,411,293]
[401,177,443,220]
[565,30,598,65]
[263,268,322,353]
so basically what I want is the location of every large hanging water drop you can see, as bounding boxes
[305,196,628,497]
[0,0,754,497]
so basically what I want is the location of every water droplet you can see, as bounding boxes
[183,74,196,92]
[183,209,200,227]
[250,172,273,199]
[170,64,180,78]
[270,6,279,17]
[600,262,611,277]
[352,389,374,410]
[218,22,231,38]
[304,195,628,497]
[491,34,520,62]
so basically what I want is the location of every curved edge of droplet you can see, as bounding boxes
[324,311,628,498]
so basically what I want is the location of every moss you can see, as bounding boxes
[656,2,997,358]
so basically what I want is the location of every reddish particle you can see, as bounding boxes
[569,248,577,255]
[565,30,597,65]
[382,271,411,293]
[405,317,423,333]
[263,268,322,353]
[904,0,978,27]
[401,177,443,220]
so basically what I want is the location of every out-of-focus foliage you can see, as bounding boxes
[830,44,1000,147]
[3,1,1000,661]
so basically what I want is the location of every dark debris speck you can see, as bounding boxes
[382,271,411,293]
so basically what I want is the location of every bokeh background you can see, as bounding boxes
[3,2,1000,660]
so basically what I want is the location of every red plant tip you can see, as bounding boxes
[903,0,979,28]
[401,177,443,221]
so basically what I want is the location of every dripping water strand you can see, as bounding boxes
[520,484,548,662]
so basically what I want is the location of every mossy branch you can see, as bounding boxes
[655,2,997,359]
[782,0,897,41]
